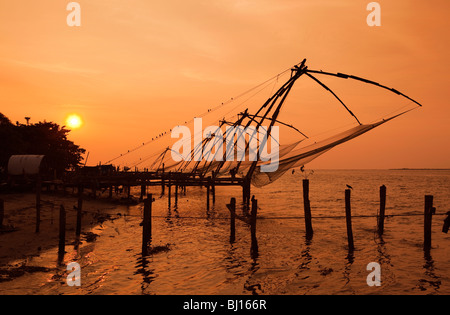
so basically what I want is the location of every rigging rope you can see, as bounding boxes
[104,60,423,182]
[104,66,294,165]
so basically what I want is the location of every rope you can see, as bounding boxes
[104,66,294,165]
[21,204,448,221]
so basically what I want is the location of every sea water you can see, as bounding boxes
[1,169,449,295]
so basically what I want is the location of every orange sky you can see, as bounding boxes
[0,0,449,169]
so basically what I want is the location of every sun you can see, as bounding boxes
[66,114,83,129]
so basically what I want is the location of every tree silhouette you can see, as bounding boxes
[0,113,85,176]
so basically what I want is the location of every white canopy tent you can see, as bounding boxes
[7,155,46,176]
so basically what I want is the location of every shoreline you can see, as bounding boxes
[0,191,133,283]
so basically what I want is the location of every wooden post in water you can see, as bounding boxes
[251,197,258,237]
[345,189,355,252]
[245,179,251,211]
[161,164,166,195]
[378,185,387,236]
[206,182,210,211]
[76,185,83,238]
[142,196,153,255]
[302,179,313,239]
[168,175,172,209]
[424,195,434,251]
[242,179,251,212]
[211,172,216,204]
[250,196,258,258]
[242,184,246,211]
[211,181,216,204]
[140,184,146,201]
[58,205,66,262]
[0,199,4,227]
[175,183,178,206]
[227,198,236,243]
[35,176,41,233]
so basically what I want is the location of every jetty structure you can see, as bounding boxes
[2,59,431,260]
[57,59,421,208]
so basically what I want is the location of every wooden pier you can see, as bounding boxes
[57,170,251,207]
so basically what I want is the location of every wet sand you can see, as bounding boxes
[0,190,127,283]
[0,170,449,295]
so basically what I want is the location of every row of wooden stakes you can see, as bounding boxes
[1,179,448,262]
[301,179,449,253]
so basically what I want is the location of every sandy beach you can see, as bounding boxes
[1,170,449,295]
[0,190,128,284]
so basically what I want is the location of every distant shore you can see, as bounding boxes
[389,168,450,171]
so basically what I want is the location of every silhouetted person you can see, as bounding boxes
[230,167,237,179]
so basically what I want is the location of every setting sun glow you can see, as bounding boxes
[66,114,83,129]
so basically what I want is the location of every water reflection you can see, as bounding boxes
[57,246,65,266]
[370,235,393,289]
[419,250,441,294]
[8,170,449,295]
[297,237,313,272]
[250,234,258,260]
[375,235,393,268]
[222,227,262,294]
[243,259,261,295]
[73,235,81,251]
[343,252,354,289]
[206,203,217,221]
[293,235,314,291]
[166,204,180,225]
[134,254,157,294]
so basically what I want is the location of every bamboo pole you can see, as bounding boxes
[140,184,146,201]
[168,176,172,209]
[142,196,153,255]
[58,205,66,262]
[211,181,216,204]
[175,183,178,206]
[206,183,210,211]
[424,195,434,251]
[250,196,258,258]
[227,198,236,243]
[345,189,354,252]
[377,185,386,235]
[302,179,313,239]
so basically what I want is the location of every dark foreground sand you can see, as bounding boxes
[0,190,131,283]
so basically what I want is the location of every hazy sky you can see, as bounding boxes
[1,0,449,168]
